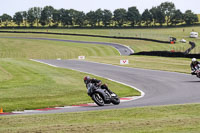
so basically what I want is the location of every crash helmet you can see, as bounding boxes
[192,58,198,65]
[192,58,197,62]
[84,76,90,84]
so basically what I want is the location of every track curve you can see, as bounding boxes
[16,59,200,115]
[0,37,133,56]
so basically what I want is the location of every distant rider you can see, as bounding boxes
[84,76,113,94]
[190,58,200,75]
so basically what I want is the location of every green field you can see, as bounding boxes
[0,36,119,59]
[1,26,200,54]
[0,32,195,54]
[1,26,200,41]
[1,104,200,133]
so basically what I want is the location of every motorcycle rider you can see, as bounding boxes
[190,58,200,75]
[84,76,113,94]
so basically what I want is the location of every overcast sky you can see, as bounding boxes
[1,0,199,16]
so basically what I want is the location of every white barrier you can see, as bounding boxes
[78,56,85,60]
[120,60,129,65]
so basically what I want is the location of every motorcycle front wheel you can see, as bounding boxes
[111,97,120,105]
[92,93,105,106]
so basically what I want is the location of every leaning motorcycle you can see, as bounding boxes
[194,65,200,78]
[87,83,120,106]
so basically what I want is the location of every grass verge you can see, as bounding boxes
[0,104,200,133]
[86,55,191,74]
[0,37,119,59]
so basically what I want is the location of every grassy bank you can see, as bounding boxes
[1,26,200,41]
[0,36,119,59]
[86,55,191,74]
[1,104,200,133]
[0,32,194,54]
[0,59,139,112]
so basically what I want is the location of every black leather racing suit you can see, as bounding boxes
[86,78,112,94]
[190,61,200,75]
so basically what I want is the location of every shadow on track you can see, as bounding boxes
[132,51,200,59]
[185,80,200,83]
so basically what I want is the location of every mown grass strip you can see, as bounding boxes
[0,37,119,59]
[0,104,200,133]
[1,26,200,41]
[87,55,191,74]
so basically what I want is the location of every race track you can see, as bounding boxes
[19,59,200,115]
[1,36,200,115]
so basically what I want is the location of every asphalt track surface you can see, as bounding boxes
[16,59,200,115]
[0,37,133,56]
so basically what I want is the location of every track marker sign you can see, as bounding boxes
[120,60,129,65]
[78,56,85,60]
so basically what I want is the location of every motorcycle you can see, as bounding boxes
[87,83,120,106]
[194,64,200,78]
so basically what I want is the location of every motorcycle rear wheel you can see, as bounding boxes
[92,93,105,106]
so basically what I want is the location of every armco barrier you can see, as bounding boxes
[184,41,196,54]
[133,41,197,58]
[0,31,170,44]
[133,51,200,59]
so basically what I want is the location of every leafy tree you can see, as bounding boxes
[150,6,165,26]
[22,11,28,27]
[40,10,47,26]
[183,10,199,25]
[33,7,42,27]
[160,2,176,26]
[113,8,127,27]
[156,6,165,26]
[1,14,12,27]
[95,8,103,26]
[59,9,72,27]
[13,12,23,26]
[86,11,97,27]
[68,9,76,26]
[68,9,85,27]
[102,9,112,27]
[150,7,158,26]
[52,9,61,27]
[170,9,183,25]
[127,6,141,27]
[142,9,153,26]
[72,10,86,27]
[0,16,2,26]
[40,6,54,26]
[27,8,36,27]
[67,9,76,26]
[27,7,42,27]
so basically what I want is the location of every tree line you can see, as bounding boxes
[0,2,199,28]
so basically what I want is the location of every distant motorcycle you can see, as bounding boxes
[87,83,120,106]
[194,65,200,78]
